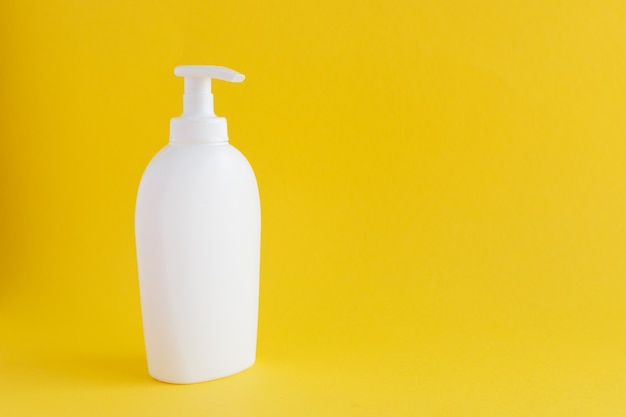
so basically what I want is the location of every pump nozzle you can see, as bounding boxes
[175,65,245,83]
[170,65,245,143]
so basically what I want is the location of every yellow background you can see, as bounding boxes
[2,0,626,415]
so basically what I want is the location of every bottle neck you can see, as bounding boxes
[169,116,229,144]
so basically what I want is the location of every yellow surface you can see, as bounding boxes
[2,0,626,415]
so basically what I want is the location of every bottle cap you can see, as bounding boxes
[170,65,245,143]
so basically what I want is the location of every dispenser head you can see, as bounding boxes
[170,65,245,143]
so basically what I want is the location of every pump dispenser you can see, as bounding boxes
[135,65,260,384]
[170,66,244,143]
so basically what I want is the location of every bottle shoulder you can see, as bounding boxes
[138,143,257,193]
[143,143,252,172]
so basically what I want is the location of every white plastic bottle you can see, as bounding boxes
[135,65,260,384]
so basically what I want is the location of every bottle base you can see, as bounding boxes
[148,358,256,385]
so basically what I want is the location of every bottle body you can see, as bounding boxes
[135,142,260,384]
